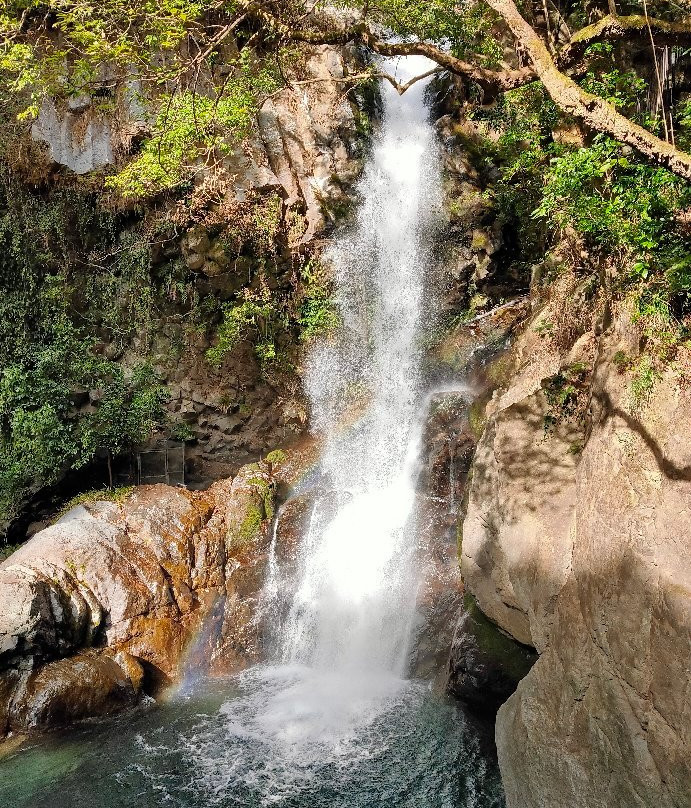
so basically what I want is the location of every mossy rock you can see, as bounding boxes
[52,487,135,524]
[447,593,537,715]
[226,467,277,550]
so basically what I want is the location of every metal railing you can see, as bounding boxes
[136,441,186,486]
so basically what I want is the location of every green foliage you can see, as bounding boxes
[84,231,158,350]
[1,0,214,115]
[612,350,633,372]
[336,0,502,65]
[0,175,171,526]
[582,66,647,113]
[0,542,21,562]
[471,64,691,376]
[535,137,691,263]
[535,135,691,362]
[206,256,339,370]
[629,354,660,412]
[105,58,279,199]
[170,420,195,441]
[298,260,339,342]
[473,83,560,267]
[206,298,278,367]
[210,192,285,259]
[78,363,169,461]
[1,3,280,200]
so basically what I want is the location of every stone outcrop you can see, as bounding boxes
[253,44,367,241]
[447,594,536,716]
[460,305,691,808]
[0,461,277,737]
[32,45,365,236]
[31,99,115,175]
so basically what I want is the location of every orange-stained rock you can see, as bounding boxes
[0,460,278,737]
[9,651,143,731]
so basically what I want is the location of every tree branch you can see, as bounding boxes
[239,1,535,96]
[359,34,535,94]
[559,13,691,66]
[275,67,444,96]
[485,0,691,181]
[380,66,445,95]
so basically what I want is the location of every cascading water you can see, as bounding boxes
[279,53,442,676]
[0,57,505,808]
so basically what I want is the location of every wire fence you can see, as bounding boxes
[136,441,186,486]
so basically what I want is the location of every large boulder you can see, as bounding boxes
[0,461,277,737]
[10,651,144,731]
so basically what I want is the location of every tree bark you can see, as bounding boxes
[484,0,691,180]
[560,13,691,65]
[359,34,534,95]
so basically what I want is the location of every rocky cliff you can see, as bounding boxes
[460,299,691,807]
[109,43,372,482]
[0,40,375,541]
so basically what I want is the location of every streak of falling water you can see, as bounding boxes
[449,438,457,515]
[280,54,443,674]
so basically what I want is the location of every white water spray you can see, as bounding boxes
[280,55,443,676]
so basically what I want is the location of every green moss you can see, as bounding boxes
[486,352,514,389]
[471,231,491,251]
[629,355,660,413]
[462,593,537,682]
[52,486,134,523]
[245,475,276,523]
[236,503,264,546]
[468,400,488,441]
[265,449,286,467]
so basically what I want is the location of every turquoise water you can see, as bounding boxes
[0,665,504,808]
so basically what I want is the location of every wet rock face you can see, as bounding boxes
[447,595,536,717]
[461,309,691,808]
[0,462,277,737]
[410,303,529,685]
[408,393,474,682]
[11,651,143,731]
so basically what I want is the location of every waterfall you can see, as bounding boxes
[0,56,507,808]
[279,55,443,675]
